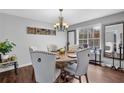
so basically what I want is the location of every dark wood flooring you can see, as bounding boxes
[0,64,124,83]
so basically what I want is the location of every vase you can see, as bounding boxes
[2,54,9,61]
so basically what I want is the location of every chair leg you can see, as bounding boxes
[32,68,36,82]
[85,74,89,83]
[32,69,34,80]
[56,75,61,83]
[79,76,82,83]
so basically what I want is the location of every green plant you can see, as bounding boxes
[0,39,16,55]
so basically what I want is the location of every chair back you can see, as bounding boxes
[76,49,90,76]
[47,44,58,52]
[29,46,38,52]
[30,51,56,83]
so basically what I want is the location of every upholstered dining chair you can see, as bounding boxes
[64,49,90,83]
[29,49,61,83]
[29,46,38,52]
[47,44,58,52]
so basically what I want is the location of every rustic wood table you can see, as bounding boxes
[56,52,77,63]
[55,52,77,82]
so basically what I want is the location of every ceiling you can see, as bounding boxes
[0,9,123,25]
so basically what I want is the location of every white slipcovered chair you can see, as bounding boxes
[29,48,60,83]
[64,49,90,83]
[29,46,38,52]
[47,44,58,52]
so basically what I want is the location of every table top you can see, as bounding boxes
[56,52,77,63]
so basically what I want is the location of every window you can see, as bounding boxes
[78,25,101,49]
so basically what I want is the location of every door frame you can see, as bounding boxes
[67,30,77,50]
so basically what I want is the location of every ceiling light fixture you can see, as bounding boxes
[54,9,69,32]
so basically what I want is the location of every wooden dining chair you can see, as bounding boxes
[29,50,61,83]
[64,49,90,83]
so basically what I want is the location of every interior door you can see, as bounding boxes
[67,30,76,50]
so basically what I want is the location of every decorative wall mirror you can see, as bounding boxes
[104,22,124,59]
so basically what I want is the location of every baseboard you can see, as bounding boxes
[92,62,124,71]
[19,63,32,68]
[0,62,32,73]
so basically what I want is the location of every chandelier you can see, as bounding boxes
[54,9,69,32]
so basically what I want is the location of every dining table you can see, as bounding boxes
[56,52,77,63]
[55,52,77,82]
[55,51,77,68]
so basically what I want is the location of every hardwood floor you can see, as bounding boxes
[0,64,124,83]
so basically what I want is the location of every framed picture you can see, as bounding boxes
[27,27,56,35]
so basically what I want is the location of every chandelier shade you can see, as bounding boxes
[54,9,69,32]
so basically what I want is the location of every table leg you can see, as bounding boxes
[14,62,18,75]
[99,50,102,65]
[95,53,96,65]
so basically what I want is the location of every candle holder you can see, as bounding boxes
[117,43,123,71]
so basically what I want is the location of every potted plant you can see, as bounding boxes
[0,39,16,62]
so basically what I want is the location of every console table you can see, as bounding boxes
[89,48,102,65]
[0,61,18,75]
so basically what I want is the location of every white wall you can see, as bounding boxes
[0,13,66,72]
[0,14,3,39]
